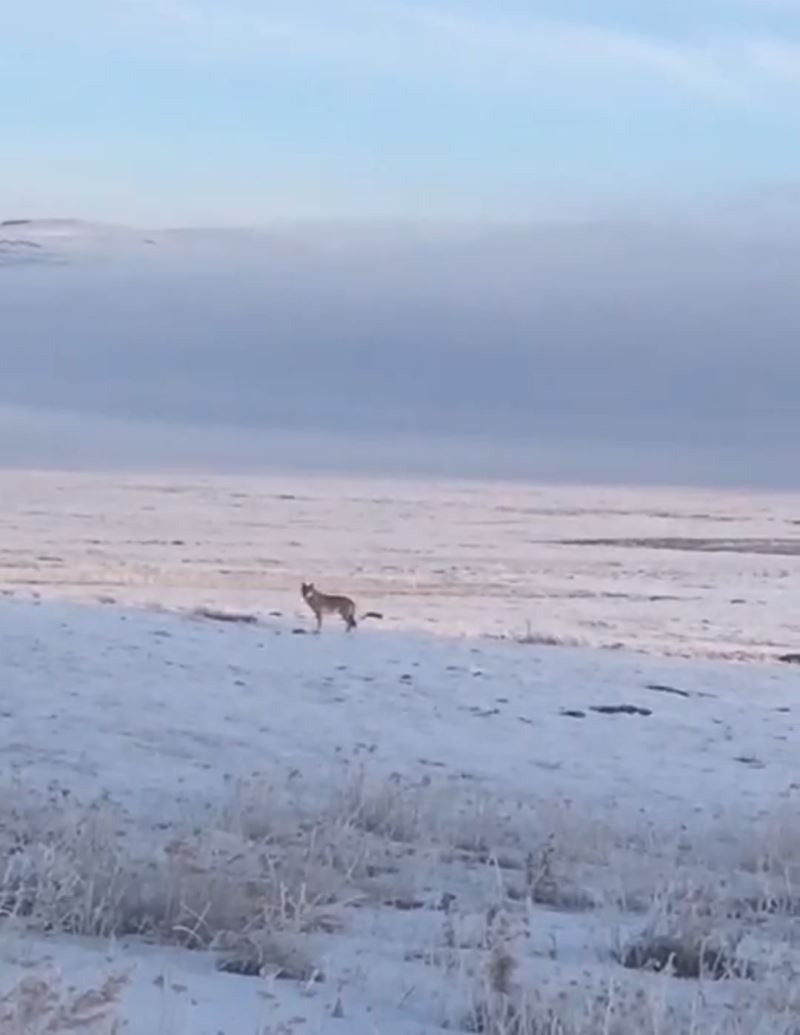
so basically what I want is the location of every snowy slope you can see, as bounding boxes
[0,595,798,1034]
[0,219,160,266]
[0,596,796,822]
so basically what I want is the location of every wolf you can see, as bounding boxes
[301,582,382,632]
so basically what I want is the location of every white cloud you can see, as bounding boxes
[413,10,734,95]
[406,6,800,105]
[744,38,800,82]
[107,0,800,104]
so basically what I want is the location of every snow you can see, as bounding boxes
[0,220,159,267]
[0,471,799,1033]
[0,595,796,824]
[2,470,799,659]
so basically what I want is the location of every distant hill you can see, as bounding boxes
[0,218,159,266]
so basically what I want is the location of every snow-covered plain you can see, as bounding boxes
[2,470,799,659]
[0,471,799,1034]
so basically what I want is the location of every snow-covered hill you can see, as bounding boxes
[0,594,798,1033]
[0,218,160,266]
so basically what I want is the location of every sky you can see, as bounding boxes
[2,2,800,488]
[4,0,800,223]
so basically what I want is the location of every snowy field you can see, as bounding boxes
[2,470,799,659]
[0,471,799,1033]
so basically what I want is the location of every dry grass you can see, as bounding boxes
[514,622,584,649]
[461,907,798,1035]
[0,972,126,1035]
[0,773,799,1033]
[619,933,754,980]
[190,605,260,624]
[0,781,347,975]
[215,930,322,981]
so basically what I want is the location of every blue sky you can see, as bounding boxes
[5,0,800,224]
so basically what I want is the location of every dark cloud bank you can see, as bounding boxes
[1,219,798,488]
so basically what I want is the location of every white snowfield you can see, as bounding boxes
[0,596,796,825]
[0,472,799,1034]
[1,470,799,660]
